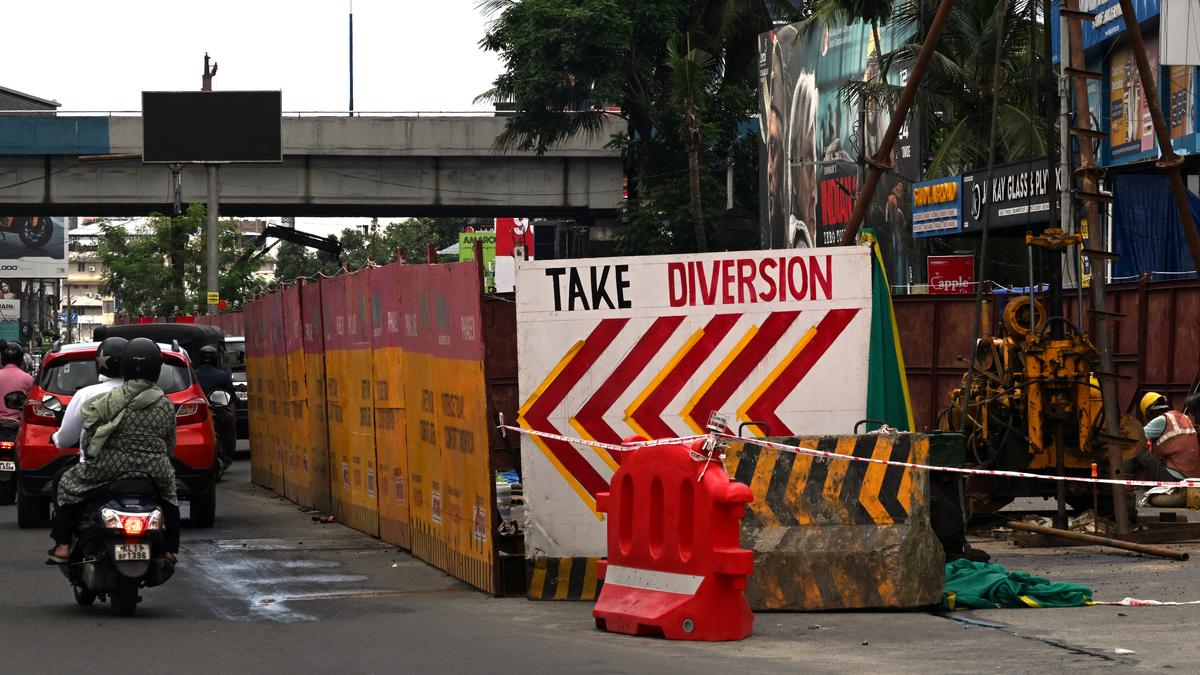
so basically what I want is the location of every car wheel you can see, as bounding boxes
[189,488,216,528]
[17,492,49,528]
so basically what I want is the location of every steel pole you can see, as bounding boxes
[839,0,956,246]
[1064,0,1130,533]
[1008,520,1189,560]
[1116,0,1200,275]
[206,165,220,316]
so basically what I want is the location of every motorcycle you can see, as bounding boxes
[0,217,54,249]
[0,390,27,504]
[41,395,175,617]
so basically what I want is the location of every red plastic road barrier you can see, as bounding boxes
[593,439,754,641]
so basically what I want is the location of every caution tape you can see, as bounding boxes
[503,425,1200,489]
[719,433,1199,489]
[501,426,708,452]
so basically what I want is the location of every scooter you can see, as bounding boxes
[57,475,175,616]
[0,217,54,249]
[0,391,27,504]
[40,395,176,617]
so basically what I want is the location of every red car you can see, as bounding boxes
[15,341,220,528]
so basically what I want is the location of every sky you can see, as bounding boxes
[1,0,503,113]
[3,1,506,236]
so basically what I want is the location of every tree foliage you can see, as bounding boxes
[480,0,805,255]
[841,0,1047,178]
[98,203,268,316]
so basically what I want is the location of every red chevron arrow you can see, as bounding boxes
[683,311,800,433]
[518,318,628,500]
[625,313,741,439]
[743,308,861,436]
[571,315,685,457]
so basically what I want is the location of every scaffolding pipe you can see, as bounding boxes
[839,0,957,246]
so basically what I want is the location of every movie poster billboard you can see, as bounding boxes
[759,17,921,287]
[0,217,68,279]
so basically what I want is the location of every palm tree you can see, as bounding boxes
[842,0,1046,178]
[666,34,716,253]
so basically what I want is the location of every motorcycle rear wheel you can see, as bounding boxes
[73,585,96,606]
[18,218,52,249]
[110,578,139,617]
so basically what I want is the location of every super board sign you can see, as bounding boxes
[516,246,872,558]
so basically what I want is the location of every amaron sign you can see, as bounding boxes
[516,246,873,559]
[927,255,975,295]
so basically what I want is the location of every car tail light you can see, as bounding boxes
[24,399,59,426]
[0,441,13,449]
[176,397,208,425]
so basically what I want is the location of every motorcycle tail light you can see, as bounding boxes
[176,397,208,425]
[123,516,146,536]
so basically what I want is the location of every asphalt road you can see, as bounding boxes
[3,462,1199,673]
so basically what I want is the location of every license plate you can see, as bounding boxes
[179,501,191,520]
[114,544,150,561]
[0,460,14,472]
[236,391,248,401]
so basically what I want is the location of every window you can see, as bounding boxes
[103,301,114,313]
[76,262,85,273]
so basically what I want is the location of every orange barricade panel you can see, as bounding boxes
[281,285,312,507]
[302,281,332,514]
[245,298,271,488]
[370,265,409,549]
[343,270,379,537]
[322,275,353,526]
[266,291,287,495]
[400,263,495,593]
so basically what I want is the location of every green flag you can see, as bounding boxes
[861,230,913,431]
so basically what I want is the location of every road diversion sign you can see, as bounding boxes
[516,246,873,560]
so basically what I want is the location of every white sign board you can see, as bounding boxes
[1161,0,1200,66]
[0,217,68,279]
[515,246,873,559]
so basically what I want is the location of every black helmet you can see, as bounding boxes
[197,344,219,367]
[95,337,128,378]
[1,341,22,367]
[120,338,163,382]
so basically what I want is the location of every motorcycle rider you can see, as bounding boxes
[47,338,180,564]
[0,341,33,421]
[52,337,128,459]
[193,344,235,471]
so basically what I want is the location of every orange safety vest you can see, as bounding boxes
[1154,410,1200,478]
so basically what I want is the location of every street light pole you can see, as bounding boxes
[206,165,220,315]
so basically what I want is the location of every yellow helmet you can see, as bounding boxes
[1140,392,1168,418]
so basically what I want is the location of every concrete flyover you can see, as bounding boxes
[0,114,623,218]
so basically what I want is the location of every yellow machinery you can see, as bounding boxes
[943,295,1139,516]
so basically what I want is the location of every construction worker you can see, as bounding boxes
[1135,392,1200,481]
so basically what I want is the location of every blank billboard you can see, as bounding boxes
[142,91,282,163]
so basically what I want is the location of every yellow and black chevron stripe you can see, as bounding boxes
[725,435,926,527]
[527,557,603,601]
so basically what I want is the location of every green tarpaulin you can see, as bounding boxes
[941,559,1093,610]
[861,230,914,432]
